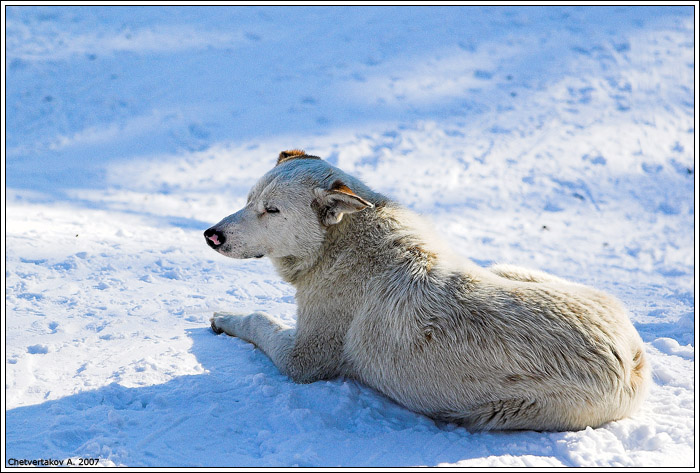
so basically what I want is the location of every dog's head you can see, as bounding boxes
[204,150,374,260]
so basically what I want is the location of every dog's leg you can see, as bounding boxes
[211,311,343,384]
[211,311,296,377]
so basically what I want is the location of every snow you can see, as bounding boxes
[3,4,696,468]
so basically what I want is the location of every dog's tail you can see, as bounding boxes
[624,345,651,416]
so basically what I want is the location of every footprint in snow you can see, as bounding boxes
[27,344,49,355]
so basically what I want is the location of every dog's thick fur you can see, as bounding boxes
[205,150,650,431]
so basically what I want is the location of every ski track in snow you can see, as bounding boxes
[4,5,696,468]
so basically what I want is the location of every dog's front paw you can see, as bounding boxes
[210,312,245,336]
[210,316,225,335]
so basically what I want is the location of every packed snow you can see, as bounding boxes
[3,5,696,468]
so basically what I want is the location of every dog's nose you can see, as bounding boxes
[204,228,226,248]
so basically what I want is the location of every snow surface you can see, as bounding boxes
[3,5,697,468]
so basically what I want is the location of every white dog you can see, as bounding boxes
[205,150,650,431]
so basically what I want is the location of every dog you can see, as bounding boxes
[204,149,650,431]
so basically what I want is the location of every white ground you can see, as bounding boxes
[3,5,697,468]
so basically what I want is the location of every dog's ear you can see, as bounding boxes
[313,180,374,226]
[277,149,320,166]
